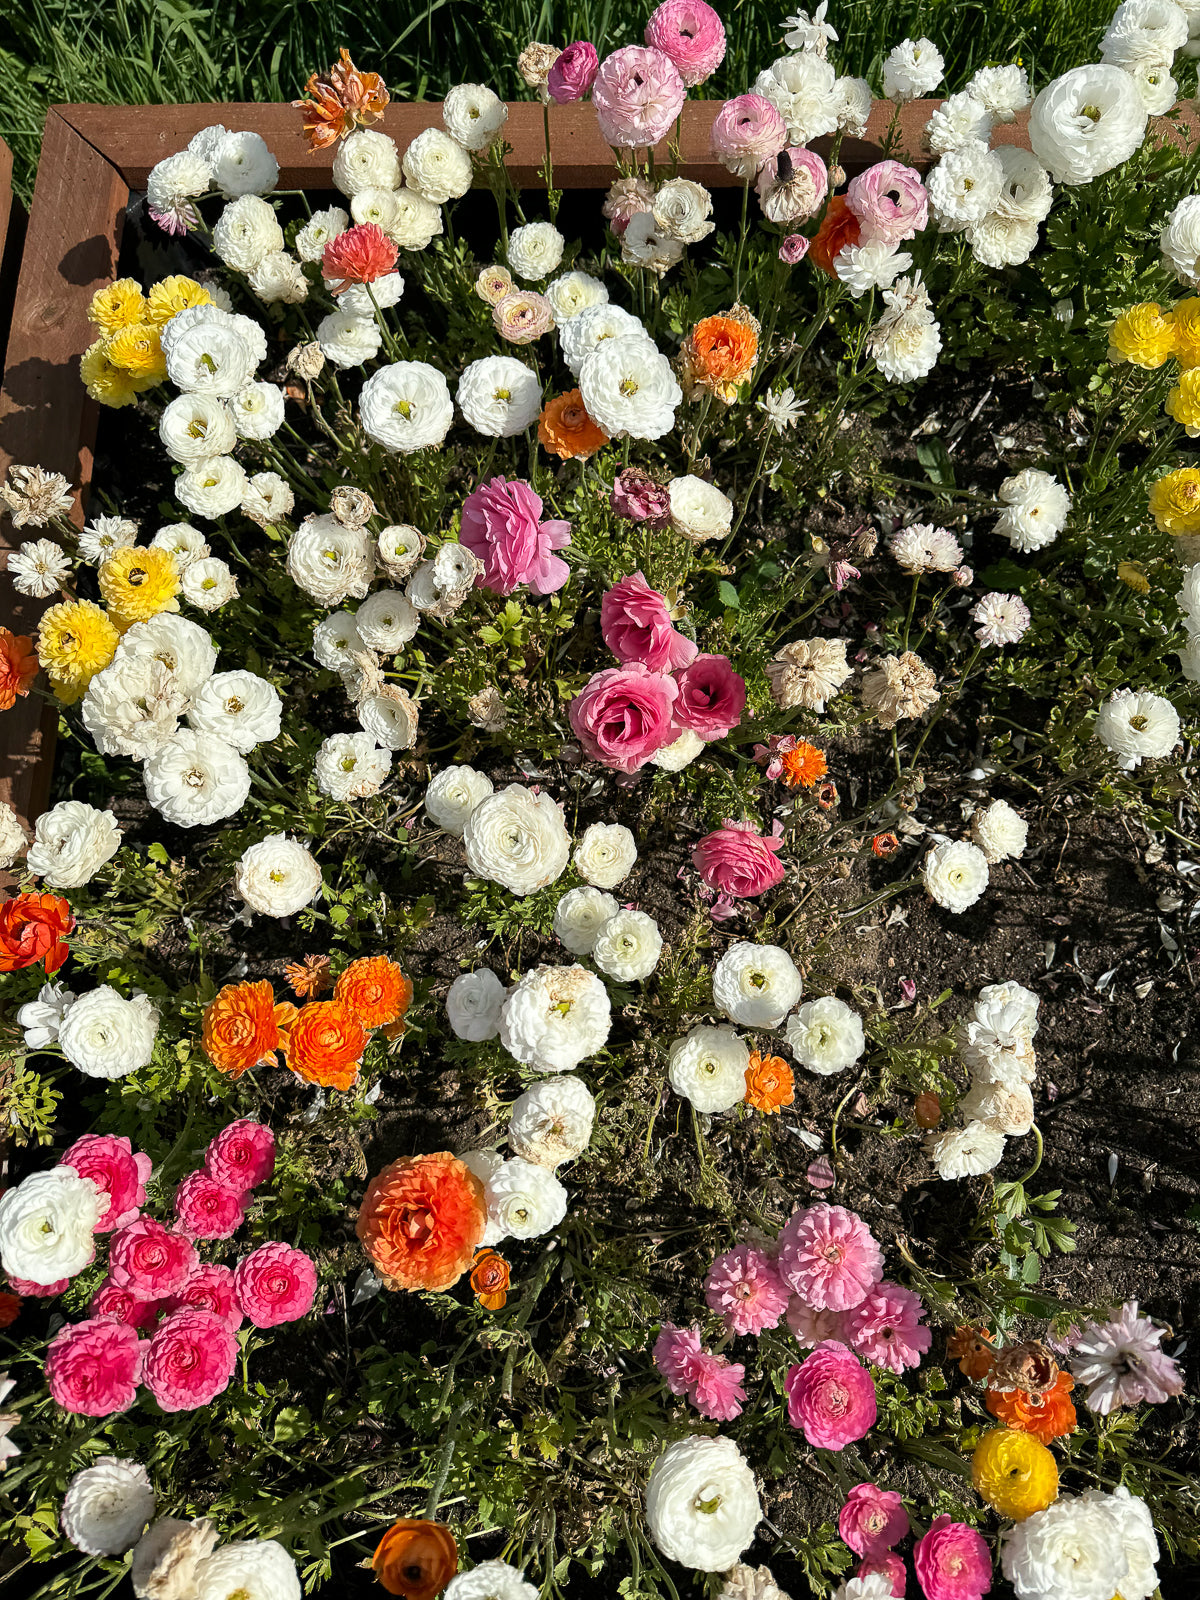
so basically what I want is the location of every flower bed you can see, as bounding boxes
[2,7,1200,1600]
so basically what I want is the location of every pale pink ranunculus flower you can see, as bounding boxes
[711,93,787,179]
[692,820,785,898]
[653,1322,705,1394]
[600,571,698,672]
[644,0,726,88]
[705,1243,790,1336]
[569,663,679,772]
[845,159,929,244]
[690,1350,746,1421]
[459,475,572,596]
[592,45,686,150]
[846,1280,931,1373]
[776,1203,883,1310]
[602,175,657,235]
[779,233,810,264]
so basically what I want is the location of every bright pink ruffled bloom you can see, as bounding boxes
[847,1281,931,1373]
[838,1484,910,1558]
[108,1216,198,1302]
[779,234,810,265]
[90,1278,161,1331]
[913,1517,992,1600]
[705,1243,790,1336]
[233,1242,318,1328]
[592,45,686,150]
[654,1322,705,1395]
[777,1204,883,1311]
[611,468,671,527]
[673,654,746,740]
[59,1134,151,1232]
[174,1171,246,1241]
[46,1317,144,1416]
[690,1350,747,1421]
[548,41,599,103]
[162,1263,243,1330]
[143,1308,239,1412]
[6,1274,69,1296]
[569,664,679,773]
[692,820,785,898]
[845,161,928,246]
[787,1297,849,1347]
[322,222,399,289]
[459,476,572,597]
[786,1339,877,1449]
[644,0,726,87]
[205,1118,276,1193]
[859,1553,907,1596]
[711,94,787,179]
[601,571,697,672]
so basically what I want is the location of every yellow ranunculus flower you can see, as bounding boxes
[79,339,139,409]
[104,322,167,390]
[146,274,213,327]
[971,1427,1059,1521]
[1172,296,1200,369]
[1166,368,1200,435]
[1116,560,1150,593]
[1148,467,1200,535]
[98,546,181,624]
[36,600,119,698]
[1108,302,1176,369]
[87,277,147,335]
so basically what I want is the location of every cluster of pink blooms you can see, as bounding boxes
[569,571,745,773]
[36,1120,318,1416]
[459,476,572,597]
[836,1485,991,1600]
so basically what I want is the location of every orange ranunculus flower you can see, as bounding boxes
[809,195,862,277]
[987,1370,1077,1444]
[538,390,610,459]
[372,1519,458,1599]
[744,1050,795,1113]
[779,740,827,789]
[872,831,900,858]
[357,1152,488,1292]
[285,953,333,999]
[285,999,367,1089]
[334,956,413,1031]
[948,1325,996,1382]
[0,893,74,975]
[0,629,39,710]
[0,1290,22,1328]
[293,49,390,149]
[470,1248,511,1310]
[202,981,296,1078]
[681,308,760,401]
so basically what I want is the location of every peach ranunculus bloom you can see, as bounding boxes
[357,1152,488,1292]
[293,49,390,149]
[538,390,609,459]
[470,1248,511,1310]
[201,980,296,1077]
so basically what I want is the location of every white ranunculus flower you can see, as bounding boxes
[348,185,400,234]
[553,886,619,954]
[580,337,681,440]
[56,986,157,1079]
[112,613,217,705]
[248,250,308,304]
[646,1437,761,1572]
[378,524,425,579]
[1125,60,1179,115]
[484,1157,568,1239]
[132,1517,219,1600]
[1028,64,1148,185]
[193,1538,301,1600]
[989,145,1054,225]
[332,130,401,196]
[150,523,210,571]
[163,310,260,397]
[235,835,322,917]
[867,275,941,383]
[443,1562,538,1600]
[337,270,405,319]
[652,177,715,243]
[753,53,839,145]
[446,968,507,1040]
[158,394,236,466]
[1162,193,1200,285]
[713,943,803,1027]
[834,238,913,297]
[82,655,184,759]
[186,124,229,166]
[995,467,1070,552]
[443,83,509,150]
[668,475,733,542]
[402,127,473,203]
[882,37,945,100]
[559,302,650,377]
[212,195,282,271]
[1100,1486,1160,1600]
[508,1076,596,1168]
[651,728,706,771]
[507,221,565,281]
[146,150,211,216]
[785,996,865,1076]
[928,143,1005,227]
[456,356,542,437]
[926,90,994,155]
[143,731,250,826]
[26,800,121,889]
[209,130,278,198]
[359,361,454,452]
[967,211,1041,268]
[592,910,662,982]
[163,301,266,365]
[1101,0,1189,69]
[175,456,248,520]
[358,687,418,750]
[287,516,374,606]
[1094,688,1181,768]
[354,591,419,656]
[545,271,609,322]
[186,670,280,754]
[1180,634,1200,681]
[967,64,1031,121]
[296,206,348,262]
[18,981,74,1049]
[425,764,494,835]
[62,1458,155,1556]
[0,1167,102,1283]
[572,822,637,887]
[0,799,26,869]
[1000,1493,1129,1600]
[181,556,239,612]
[314,733,391,800]
[668,1024,750,1113]
[463,784,571,894]
[970,798,1028,862]
[621,210,686,276]
[832,75,872,135]
[389,187,444,250]
[7,538,71,598]
[958,996,1038,1088]
[930,1119,1007,1179]
[316,311,382,369]
[959,1080,1035,1137]
[230,381,285,441]
[923,839,989,913]
[500,964,611,1072]
[242,471,294,525]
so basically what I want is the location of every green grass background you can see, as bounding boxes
[0,0,1113,200]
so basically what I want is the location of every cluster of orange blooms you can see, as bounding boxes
[948,1325,1077,1445]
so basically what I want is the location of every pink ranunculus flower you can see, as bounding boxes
[569,663,679,773]
[601,571,697,672]
[233,1242,318,1328]
[459,476,572,597]
[611,467,671,526]
[46,1317,144,1416]
[705,1243,790,1336]
[205,1118,276,1193]
[787,1296,849,1347]
[174,1171,247,1241]
[6,1274,70,1296]
[644,0,726,87]
[592,46,686,151]
[690,1350,747,1421]
[653,1322,706,1395]
[161,1263,244,1330]
[845,160,929,245]
[859,1553,907,1596]
[59,1134,152,1232]
[757,146,829,223]
[776,1204,883,1311]
[692,819,786,898]
[90,1278,162,1331]
[838,1484,911,1558]
[711,94,787,180]
[846,1281,931,1374]
[673,653,746,740]
[548,41,599,103]
[913,1516,992,1600]
[108,1217,198,1303]
[780,233,810,264]
[786,1340,877,1449]
[143,1308,239,1412]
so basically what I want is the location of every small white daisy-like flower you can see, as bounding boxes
[756,386,806,431]
[7,537,71,597]
[889,523,963,574]
[972,591,1032,647]
[77,514,138,564]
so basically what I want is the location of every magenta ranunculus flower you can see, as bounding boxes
[205,1118,276,1193]
[611,467,671,526]
[161,1262,244,1330]
[838,1483,911,1558]
[654,1322,705,1395]
[174,1171,247,1241]
[644,0,726,87]
[59,1134,152,1232]
[847,1281,931,1373]
[460,475,572,597]
[673,653,746,740]
[569,663,679,773]
[46,1317,144,1416]
[143,1308,239,1412]
[548,41,599,103]
[108,1216,198,1303]
[780,233,810,264]
[913,1516,992,1600]
[705,1242,790,1336]
[786,1340,877,1449]
[859,1553,907,1596]
[711,94,787,179]
[592,45,686,150]
[777,1204,884,1311]
[690,1350,747,1421]
[692,819,786,898]
[90,1277,162,1331]
[845,160,929,245]
[233,1242,318,1328]
[6,1274,70,1296]
[601,571,697,672]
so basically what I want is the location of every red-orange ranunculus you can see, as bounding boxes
[334,956,413,1031]
[0,628,39,710]
[372,1519,458,1599]
[987,1370,1077,1443]
[284,1000,367,1090]
[357,1153,487,1292]
[0,892,74,974]
[202,980,296,1078]
[809,195,862,276]
[470,1248,511,1310]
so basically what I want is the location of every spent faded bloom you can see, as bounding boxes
[8,538,71,598]
[860,651,939,728]
[1071,1301,1185,1414]
[518,42,562,98]
[2,465,75,528]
